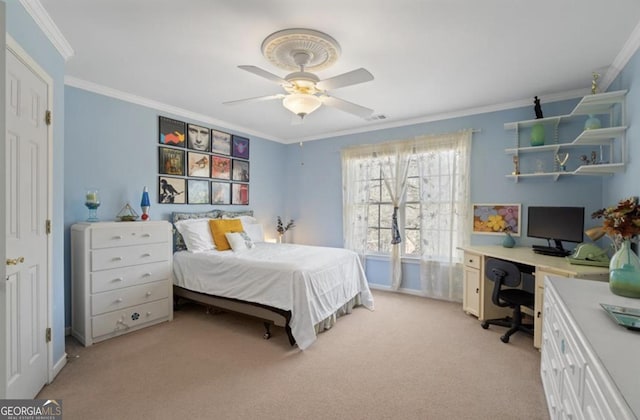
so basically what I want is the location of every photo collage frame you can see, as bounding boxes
[158,116,250,205]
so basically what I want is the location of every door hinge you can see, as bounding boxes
[45,110,52,126]
[46,219,51,235]
[46,327,52,343]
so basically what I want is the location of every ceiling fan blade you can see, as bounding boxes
[223,94,284,106]
[238,65,291,86]
[320,95,374,119]
[316,68,374,91]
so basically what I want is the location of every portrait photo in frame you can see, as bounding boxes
[187,123,211,152]
[211,182,231,205]
[231,183,249,205]
[187,151,211,178]
[187,179,210,204]
[211,129,231,156]
[158,147,185,176]
[211,155,231,180]
[232,159,250,182]
[472,203,521,236]
[158,176,186,204]
[158,116,185,148]
[231,135,250,159]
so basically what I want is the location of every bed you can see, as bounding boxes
[170,211,374,350]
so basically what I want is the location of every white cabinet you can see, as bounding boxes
[541,277,637,419]
[462,252,480,317]
[71,221,173,346]
[504,90,627,181]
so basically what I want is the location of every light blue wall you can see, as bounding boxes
[284,99,613,288]
[6,2,67,365]
[63,86,288,326]
[605,47,640,203]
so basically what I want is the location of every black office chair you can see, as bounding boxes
[481,258,535,343]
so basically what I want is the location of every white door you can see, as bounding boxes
[2,43,50,398]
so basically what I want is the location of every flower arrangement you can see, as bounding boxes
[592,196,640,243]
[276,216,295,235]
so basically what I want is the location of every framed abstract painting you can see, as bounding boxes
[472,203,521,236]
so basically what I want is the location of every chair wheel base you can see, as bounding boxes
[500,335,510,343]
[481,322,489,329]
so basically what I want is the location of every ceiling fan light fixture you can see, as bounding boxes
[283,93,321,118]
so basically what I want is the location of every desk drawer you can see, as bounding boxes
[91,281,169,316]
[463,252,480,269]
[91,261,170,293]
[91,243,168,271]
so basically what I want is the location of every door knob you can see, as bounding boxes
[6,256,25,266]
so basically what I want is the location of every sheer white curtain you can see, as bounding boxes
[341,147,374,258]
[416,130,472,301]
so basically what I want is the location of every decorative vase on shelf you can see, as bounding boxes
[584,114,602,130]
[85,189,100,222]
[502,232,516,248]
[608,239,640,298]
[530,123,545,146]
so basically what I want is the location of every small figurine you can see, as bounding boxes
[591,72,600,94]
[512,156,520,175]
[555,152,569,171]
[534,96,543,119]
[591,151,597,164]
[580,155,589,166]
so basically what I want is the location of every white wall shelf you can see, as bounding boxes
[504,90,627,182]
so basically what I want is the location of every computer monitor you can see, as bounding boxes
[527,206,585,252]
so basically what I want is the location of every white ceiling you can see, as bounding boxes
[38,0,640,144]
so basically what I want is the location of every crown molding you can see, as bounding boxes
[64,76,282,143]
[19,0,74,61]
[600,19,640,90]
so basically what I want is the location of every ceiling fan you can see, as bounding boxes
[223,28,374,120]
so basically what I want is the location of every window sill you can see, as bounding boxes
[365,254,421,264]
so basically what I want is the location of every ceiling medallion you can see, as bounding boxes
[261,28,341,72]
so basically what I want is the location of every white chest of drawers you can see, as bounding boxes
[541,277,638,419]
[71,221,173,346]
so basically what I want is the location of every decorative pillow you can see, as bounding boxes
[174,218,215,252]
[223,214,258,225]
[209,218,244,251]
[219,210,254,219]
[172,210,221,251]
[243,223,265,243]
[225,232,255,252]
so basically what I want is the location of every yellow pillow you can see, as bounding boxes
[209,219,243,251]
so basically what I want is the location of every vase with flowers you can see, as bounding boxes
[276,216,295,243]
[592,197,640,298]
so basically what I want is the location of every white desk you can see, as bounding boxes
[459,245,609,348]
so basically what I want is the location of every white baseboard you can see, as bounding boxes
[368,283,463,303]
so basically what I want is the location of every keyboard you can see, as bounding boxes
[532,246,570,257]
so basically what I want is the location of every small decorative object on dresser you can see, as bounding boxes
[116,203,139,222]
[592,196,640,298]
[85,189,100,222]
[71,221,173,346]
[140,186,150,220]
[502,227,516,248]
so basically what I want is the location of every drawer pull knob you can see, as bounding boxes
[113,277,123,282]
[113,235,123,240]
[143,272,152,277]
[115,298,123,303]
[142,253,151,257]
[113,256,123,261]
[146,292,152,297]
[146,312,152,316]
[142,234,151,238]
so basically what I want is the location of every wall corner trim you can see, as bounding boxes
[19,0,74,61]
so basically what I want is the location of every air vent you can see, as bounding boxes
[366,114,387,121]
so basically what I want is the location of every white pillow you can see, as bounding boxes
[243,223,265,243]
[225,231,255,252]
[174,218,216,252]
[222,215,258,225]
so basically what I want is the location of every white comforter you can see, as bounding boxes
[173,242,374,349]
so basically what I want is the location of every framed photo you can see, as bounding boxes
[158,176,186,204]
[232,159,250,182]
[231,183,249,205]
[158,147,185,176]
[472,203,521,236]
[187,123,211,151]
[211,129,231,156]
[211,182,231,205]
[187,179,210,204]
[159,116,186,147]
[211,155,231,180]
[231,135,250,160]
[187,152,211,178]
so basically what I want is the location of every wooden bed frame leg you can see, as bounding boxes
[263,322,272,340]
